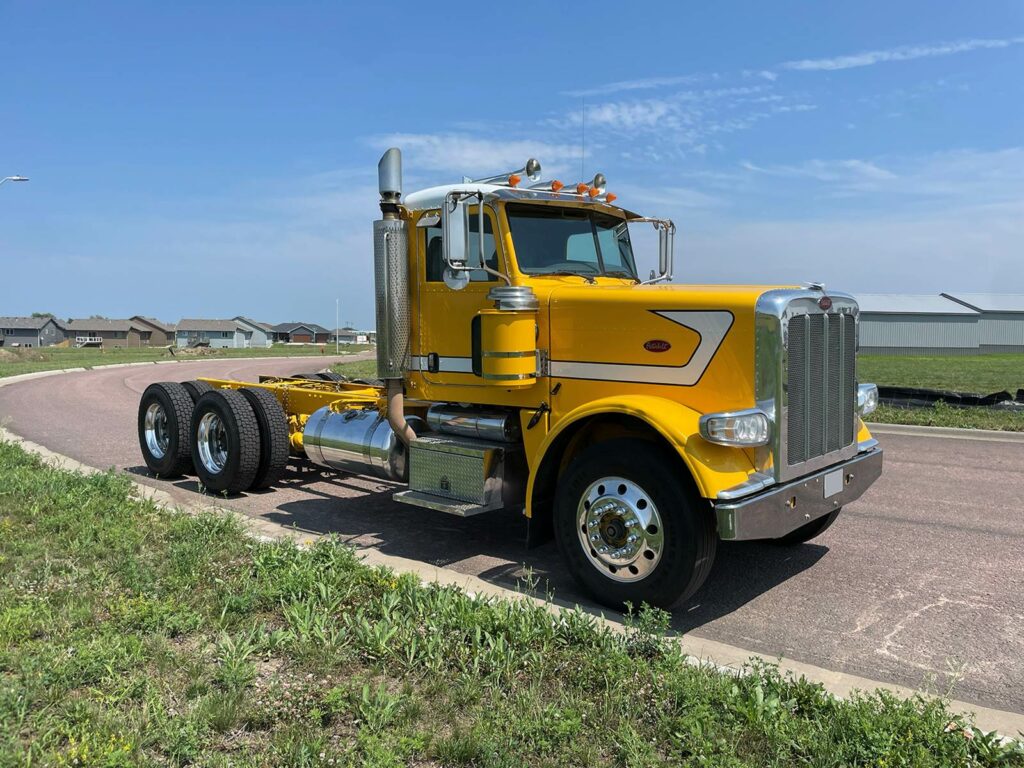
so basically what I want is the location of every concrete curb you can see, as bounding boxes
[868,422,1024,443]
[0,426,1021,736]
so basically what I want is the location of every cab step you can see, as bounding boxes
[393,489,501,517]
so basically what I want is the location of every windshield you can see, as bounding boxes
[506,204,638,279]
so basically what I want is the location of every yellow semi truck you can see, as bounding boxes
[137,148,883,609]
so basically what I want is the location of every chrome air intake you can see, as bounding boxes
[303,407,426,482]
[375,148,409,379]
[755,289,860,482]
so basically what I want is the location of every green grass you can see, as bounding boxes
[859,353,1024,394]
[1,441,1020,766]
[871,402,1024,432]
[0,344,372,379]
[330,359,380,380]
[859,354,1024,431]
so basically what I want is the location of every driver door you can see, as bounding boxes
[413,205,502,388]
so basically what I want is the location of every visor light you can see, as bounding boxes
[575,183,589,195]
[857,383,879,417]
[550,179,564,192]
[605,192,617,203]
[699,409,771,447]
[508,174,522,188]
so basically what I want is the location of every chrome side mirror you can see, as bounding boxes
[442,192,470,269]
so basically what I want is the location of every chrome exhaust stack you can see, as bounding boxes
[374,148,416,445]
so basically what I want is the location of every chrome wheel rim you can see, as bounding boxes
[144,403,170,459]
[577,476,664,582]
[196,412,229,474]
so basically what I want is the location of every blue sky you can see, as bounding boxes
[2,1,1023,328]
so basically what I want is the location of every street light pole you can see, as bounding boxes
[335,298,339,354]
[1,175,29,187]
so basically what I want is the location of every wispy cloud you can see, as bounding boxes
[564,73,715,98]
[780,35,1024,72]
[742,158,897,183]
[368,133,581,178]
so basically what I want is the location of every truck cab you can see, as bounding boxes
[137,147,883,610]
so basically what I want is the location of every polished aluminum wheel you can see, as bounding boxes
[143,402,169,459]
[576,475,664,582]
[196,411,229,474]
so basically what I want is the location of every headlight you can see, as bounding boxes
[857,383,879,416]
[699,409,771,447]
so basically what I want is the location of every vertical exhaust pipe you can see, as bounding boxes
[374,148,416,444]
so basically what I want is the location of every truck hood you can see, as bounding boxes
[544,282,789,410]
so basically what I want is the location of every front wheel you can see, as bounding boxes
[554,439,717,611]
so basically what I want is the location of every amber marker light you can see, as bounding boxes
[575,183,589,194]
[605,192,617,203]
[508,174,522,187]
[550,179,564,192]
[588,186,601,198]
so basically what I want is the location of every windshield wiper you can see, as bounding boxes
[602,270,639,283]
[535,270,596,284]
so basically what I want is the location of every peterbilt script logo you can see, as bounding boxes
[643,339,672,353]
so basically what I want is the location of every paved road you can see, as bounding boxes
[1,359,1022,714]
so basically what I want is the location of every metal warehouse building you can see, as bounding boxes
[941,293,1024,353]
[856,294,981,356]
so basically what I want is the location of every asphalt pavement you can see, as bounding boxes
[1,357,1022,715]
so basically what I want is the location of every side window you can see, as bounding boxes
[424,210,498,283]
[597,227,628,269]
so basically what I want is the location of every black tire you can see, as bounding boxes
[290,372,322,381]
[774,508,841,545]
[138,382,194,478]
[554,439,717,611]
[351,378,383,387]
[238,387,291,490]
[189,390,261,494]
[317,371,346,382]
[181,380,214,404]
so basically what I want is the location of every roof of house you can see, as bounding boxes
[130,315,174,333]
[66,318,145,332]
[272,322,330,334]
[855,294,978,316]
[176,319,243,332]
[941,293,1024,313]
[233,316,271,332]
[0,316,65,330]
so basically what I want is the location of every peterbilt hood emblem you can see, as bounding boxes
[818,296,833,311]
[643,339,672,353]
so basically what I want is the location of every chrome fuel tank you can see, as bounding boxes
[303,407,425,482]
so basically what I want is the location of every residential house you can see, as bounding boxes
[271,322,330,344]
[130,316,176,346]
[65,318,147,348]
[234,317,273,348]
[175,319,245,348]
[329,327,372,345]
[0,316,66,348]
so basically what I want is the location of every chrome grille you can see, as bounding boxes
[786,311,856,466]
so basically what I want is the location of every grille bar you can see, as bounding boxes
[787,310,856,467]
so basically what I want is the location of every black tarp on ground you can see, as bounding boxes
[878,386,1024,408]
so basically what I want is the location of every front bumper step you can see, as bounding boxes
[714,449,883,540]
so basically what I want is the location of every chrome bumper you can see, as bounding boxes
[714,448,883,541]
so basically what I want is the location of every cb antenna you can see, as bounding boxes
[580,97,586,180]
